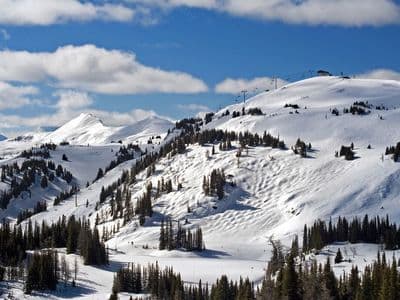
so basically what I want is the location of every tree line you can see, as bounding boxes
[303,214,400,252]
[110,262,253,300]
[0,216,107,267]
[159,219,205,251]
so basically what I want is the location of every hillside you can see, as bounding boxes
[0,76,400,299]
[0,113,173,159]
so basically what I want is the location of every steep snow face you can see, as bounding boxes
[44,113,115,145]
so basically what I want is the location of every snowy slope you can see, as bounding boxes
[2,76,400,299]
[0,113,173,159]
[44,113,173,145]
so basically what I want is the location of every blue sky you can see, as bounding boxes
[0,0,399,135]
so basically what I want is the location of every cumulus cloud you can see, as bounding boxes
[215,76,287,94]
[0,44,208,94]
[0,89,168,134]
[0,81,38,110]
[128,0,400,27]
[55,90,93,110]
[357,69,400,81]
[0,0,134,25]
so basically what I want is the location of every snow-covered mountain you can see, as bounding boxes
[0,112,173,159]
[44,112,173,145]
[1,76,400,299]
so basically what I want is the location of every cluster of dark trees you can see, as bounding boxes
[261,235,400,300]
[109,224,400,300]
[247,107,264,115]
[205,112,214,124]
[284,103,300,109]
[303,214,400,252]
[0,158,74,209]
[25,250,58,294]
[0,216,107,267]
[110,262,253,300]
[155,177,173,196]
[17,201,47,224]
[385,142,400,162]
[76,219,108,265]
[175,117,202,133]
[135,183,153,225]
[53,186,79,206]
[292,138,311,158]
[232,106,258,118]
[104,144,143,174]
[97,135,191,228]
[194,129,285,150]
[20,148,51,159]
[203,169,226,200]
[19,143,57,159]
[159,219,205,251]
[343,104,370,115]
[106,185,133,223]
[339,145,355,160]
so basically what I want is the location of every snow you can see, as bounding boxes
[0,76,400,298]
[0,113,173,156]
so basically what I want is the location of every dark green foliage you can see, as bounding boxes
[0,215,107,267]
[204,112,214,124]
[303,214,400,252]
[40,175,48,188]
[112,263,253,300]
[159,219,205,251]
[284,103,300,109]
[53,186,78,206]
[104,144,142,174]
[0,158,74,209]
[335,248,343,264]
[17,201,47,224]
[203,169,225,199]
[339,145,355,160]
[385,142,400,162]
[94,168,104,182]
[293,138,308,158]
[247,107,263,115]
[78,223,108,265]
[25,250,58,294]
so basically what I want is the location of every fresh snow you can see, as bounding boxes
[0,76,400,298]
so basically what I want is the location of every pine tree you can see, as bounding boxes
[40,175,48,188]
[282,254,300,300]
[335,248,343,264]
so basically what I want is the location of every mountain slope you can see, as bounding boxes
[43,113,173,145]
[2,76,400,299]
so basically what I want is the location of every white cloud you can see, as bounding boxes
[128,0,400,27]
[0,44,208,94]
[357,69,400,81]
[0,81,38,110]
[177,103,211,111]
[0,89,168,134]
[0,29,10,40]
[215,76,287,94]
[0,0,134,25]
[55,90,93,110]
